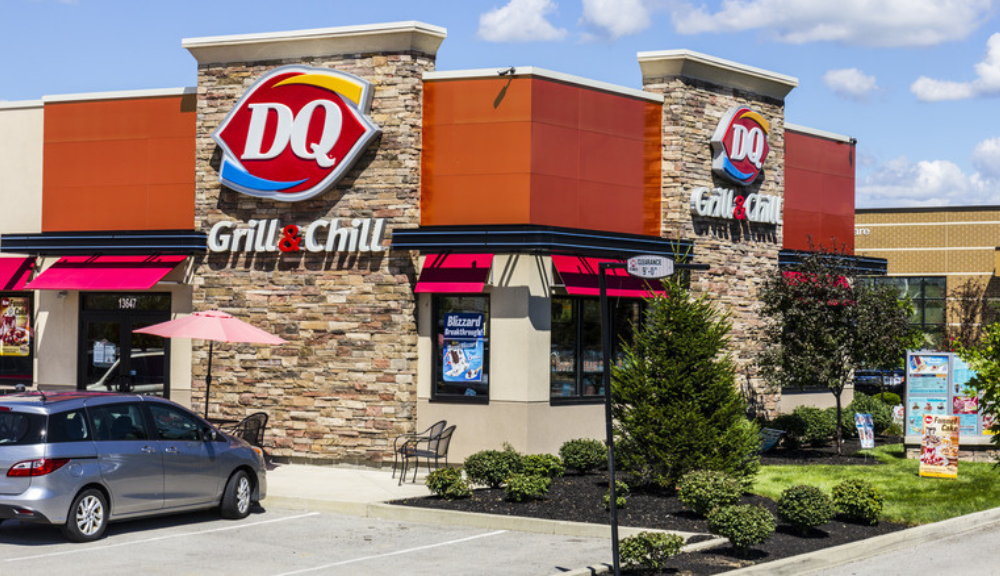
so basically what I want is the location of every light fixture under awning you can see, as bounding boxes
[0,257,35,291]
[415,254,494,293]
[552,255,665,298]
[26,255,187,291]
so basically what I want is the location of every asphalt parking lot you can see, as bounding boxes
[0,506,611,576]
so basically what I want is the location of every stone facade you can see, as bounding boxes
[191,50,434,464]
[643,73,790,415]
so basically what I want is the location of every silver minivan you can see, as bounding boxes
[0,392,267,542]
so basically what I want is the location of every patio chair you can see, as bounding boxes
[399,424,456,485]
[221,412,269,448]
[392,419,446,479]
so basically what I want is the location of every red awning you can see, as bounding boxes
[415,254,494,293]
[26,255,186,291]
[553,255,665,298]
[0,257,35,291]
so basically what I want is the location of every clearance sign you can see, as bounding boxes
[212,66,381,202]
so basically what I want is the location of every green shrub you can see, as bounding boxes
[611,281,761,489]
[842,393,893,437]
[425,468,472,500]
[777,485,835,534]
[521,454,565,478]
[770,413,806,449]
[464,449,522,488]
[619,532,685,570]
[504,473,551,502]
[794,406,837,445]
[878,392,901,406]
[603,480,629,510]
[707,504,776,556]
[559,438,606,474]
[832,478,884,524]
[677,470,742,516]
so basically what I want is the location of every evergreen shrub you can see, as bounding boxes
[841,393,893,437]
[559,438,606,474]
[619,532,685,570]
[777,485,835,533]
[707,504,776,556]
[425,468,471,500]
[603,480,629,510]
[464,448,522,488]
[793,406,837,445]
[676,470,742,516]
[504,473,551,502]
[832,478,884,524]
[878,392,901,406]
[521,454,565,478]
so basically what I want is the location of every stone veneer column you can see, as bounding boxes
[638,51,797,413]
[184,22,445,464]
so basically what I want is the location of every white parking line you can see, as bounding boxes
[4,512,320,562]
[272,530,509,576]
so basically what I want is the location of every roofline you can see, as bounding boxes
[425,67,664,103]
[42,87,196,104]
[857,205,1000,214]
[637,49,797,100]
[786,123,854,144]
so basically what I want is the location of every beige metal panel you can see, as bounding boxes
[34,286,78,387]
[0,104,43,234]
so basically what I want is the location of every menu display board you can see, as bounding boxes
[919,414,960,479]
[442,313,485,385]
[905,351,982,441]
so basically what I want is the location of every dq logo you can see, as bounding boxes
[710,106,770,187]
[212,66,381,202]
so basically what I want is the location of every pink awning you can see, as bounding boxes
[415,254,493,293]
[0,257,35,291]
[553,255,664,298]
[26,255,186,291]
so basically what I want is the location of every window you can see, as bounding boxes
[432,295,490,402]
[550,297,645,401]
[88,403,149,441]
[869,276,946,346]
[47,410,92,443]
[0,294,34,385]
[148,403,203,441]
[0,411,43,445]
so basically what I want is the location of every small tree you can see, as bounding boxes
[612,279,760,489]
[955,321,1000,449]
[854,282,923,401]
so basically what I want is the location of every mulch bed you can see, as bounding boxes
[391,441,908,575]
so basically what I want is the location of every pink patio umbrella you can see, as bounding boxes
[134,310,287,418]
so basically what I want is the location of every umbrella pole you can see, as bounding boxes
[204,340,214,419]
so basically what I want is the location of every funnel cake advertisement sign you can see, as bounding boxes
[919,414,960,479]
[212,66,382,202]
[0,297,31,357]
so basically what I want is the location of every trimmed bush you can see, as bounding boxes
[677,470,742,516]
[842,393,893,437]
[603,480,629,510]
[425,468,472,500]
[504,473,551,502]
[521,454,565,478]
[559,438,606,474]
[619,532,686,570]
[708,504,776,556]
[777,485,835,534]
[794,406,837,446]
[464,449,522,488]
[770,413,806,449]
[878,392,901,406]
[832,478,884,525]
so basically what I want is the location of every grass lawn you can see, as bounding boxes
[754,444,1000,526]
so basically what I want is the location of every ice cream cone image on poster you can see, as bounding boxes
[919,414,960,479]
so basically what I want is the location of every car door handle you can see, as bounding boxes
[165,447,179,454]
[141,446,156,453]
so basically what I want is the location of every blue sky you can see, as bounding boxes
[2,0,999,209]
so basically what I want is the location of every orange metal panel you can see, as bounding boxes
[43,95,195,232]
[785,131,855,252]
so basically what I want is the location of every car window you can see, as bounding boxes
[47,409,91,443]
[148,404,202,441]
[0,411,44,445]
[88,403,149,441]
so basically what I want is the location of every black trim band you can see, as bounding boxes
[1,230,207,256]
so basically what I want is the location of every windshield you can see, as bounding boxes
[0,411,45,445]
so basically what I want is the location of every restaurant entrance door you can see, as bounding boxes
[77,293,171,396]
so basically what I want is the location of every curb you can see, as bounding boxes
[266,495,710,540]
[722,505,1000,575]
[553,537,730,576]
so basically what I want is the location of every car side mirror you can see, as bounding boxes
[201,427,220,442]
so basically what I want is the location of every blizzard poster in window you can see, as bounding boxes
[442,313,484,384]
[0,297,31,357]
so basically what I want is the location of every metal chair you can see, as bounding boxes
[221,412,268,448]
[399,425,456,485]
[392,420,446,479]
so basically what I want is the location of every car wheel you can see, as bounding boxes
[61,488,108,542]
[221,470,252,519]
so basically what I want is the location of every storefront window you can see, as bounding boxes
[869,276,947,347]
[550,297,644,402]
[432,295,490,402]
[0,294,34,386]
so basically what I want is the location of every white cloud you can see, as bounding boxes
[669,0,993,47]
[580,0,652,39]
[911,33,1000,102]
[857,146,1000,208]
[478,0,568,43]
[822,68,879,101]
[972,137,1000,179]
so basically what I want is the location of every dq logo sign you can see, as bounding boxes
[710,106,770,187]
[212,66,381,202]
